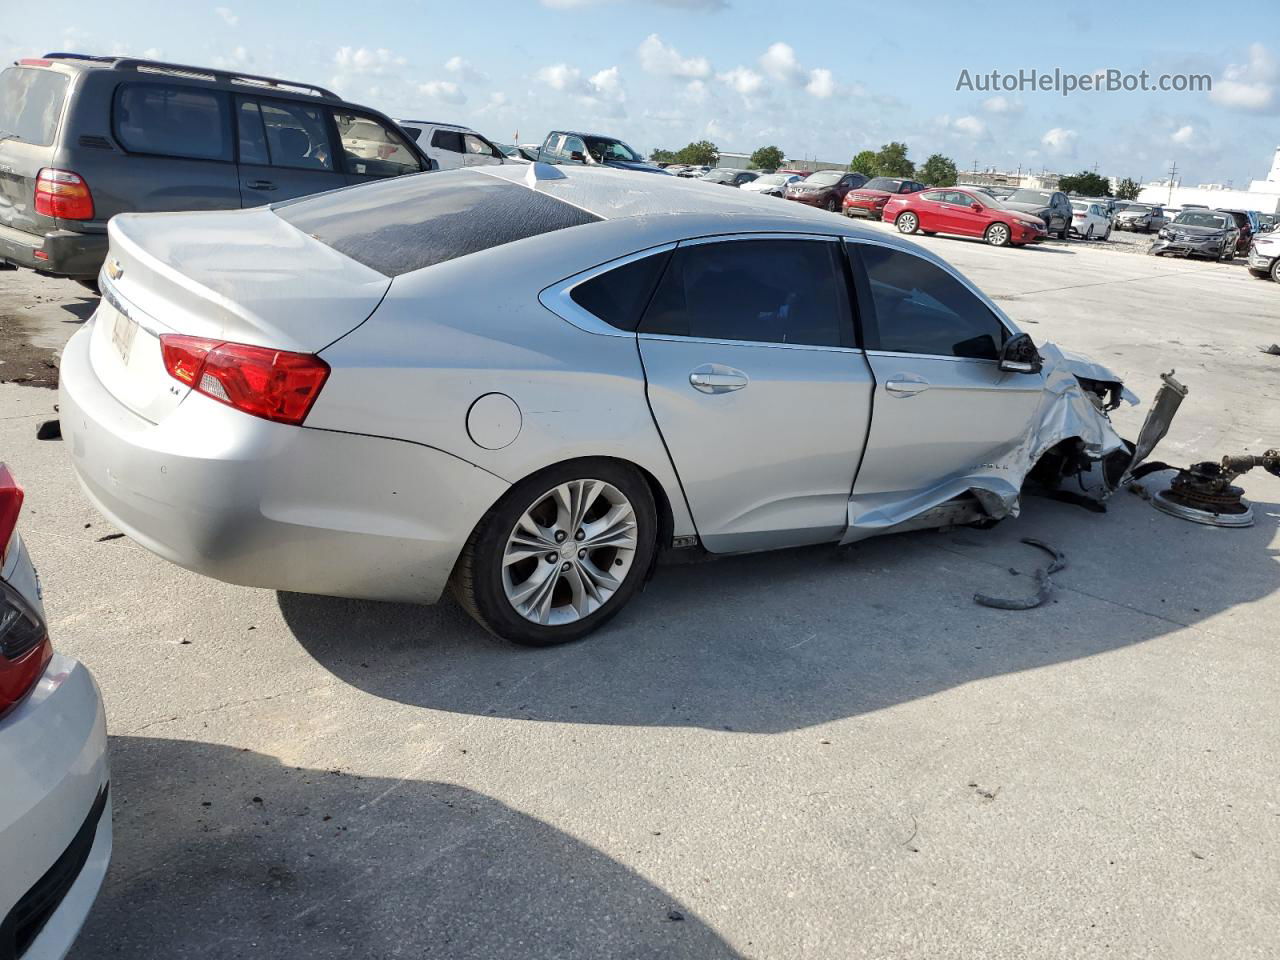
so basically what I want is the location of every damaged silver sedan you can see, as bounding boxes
[61,164,1151,645]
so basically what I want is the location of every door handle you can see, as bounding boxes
[689,364,748,394]
[246,179,277,191]
[884,378,929,397]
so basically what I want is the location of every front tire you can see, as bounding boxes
[1272,258,1280,283]
[984,222,1011,247]
[896,211,919,234]
[825,197,839,213]
[451,459,657,646]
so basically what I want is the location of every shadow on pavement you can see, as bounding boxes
[71,736,738,960]
[280,489,1280,734]
[60,298,98,322]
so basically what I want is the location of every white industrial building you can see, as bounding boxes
[1138,146,1280,214]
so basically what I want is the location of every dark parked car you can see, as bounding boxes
[0,53,434,283]
[1001,189,1074,239]
[1216,209,1260,256]
[842,176,926,219]
[1149,209,1241,260]
[784,169,869,212]
[536,131,668,174]
[700,168,757,187]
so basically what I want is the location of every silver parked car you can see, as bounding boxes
[61,164,1144,645]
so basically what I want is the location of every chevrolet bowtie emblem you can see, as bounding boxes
[105,258,123,280]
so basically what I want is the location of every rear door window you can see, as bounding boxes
[852,244,1007,360]
[639,239,853,348]
[114,83,230,160]
[430,129,465,153]
[274,170,601,277]
[249,98,334,170]
[570,250,673,331]
[0,67,68,146]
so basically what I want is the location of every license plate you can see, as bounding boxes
[111,310,138,364]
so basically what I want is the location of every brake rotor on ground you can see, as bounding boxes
[1150,450,1280,528]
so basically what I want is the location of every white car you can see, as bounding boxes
[741,173,803,198]
[1070,200,1111,240]
[0,464,110,959]
[396,120,507,171]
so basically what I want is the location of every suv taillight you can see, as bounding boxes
[0,465,51,720]
[35,168,95,220]
[159,335,331,426]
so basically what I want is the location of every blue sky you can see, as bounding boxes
[5,0,1277,185]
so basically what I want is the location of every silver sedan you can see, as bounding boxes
[60,164,1140,645]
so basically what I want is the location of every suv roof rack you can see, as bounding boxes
[40,52,340,100]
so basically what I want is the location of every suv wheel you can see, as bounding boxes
[451,459,657,646]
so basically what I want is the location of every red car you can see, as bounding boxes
[842,176,927,220]
[881,187,1047,247]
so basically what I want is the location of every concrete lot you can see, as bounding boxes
[2,225,1278,959]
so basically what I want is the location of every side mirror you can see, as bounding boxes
[970,202,983,212]
[999,332,1042,374]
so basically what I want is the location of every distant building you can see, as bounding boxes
[1137,146,1280,214]
[715,152,845,172]
[957,168,1062,191]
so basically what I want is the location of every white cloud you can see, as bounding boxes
[536,63,583,92]
[534,63,626,115]
[953,115,986,137]
[333,47,406,75]
[589,66,623,99]
[637,34,710,79]
[444,56,487,84]
[214,6,238,26]
[982,95,1023,114]
[805,68,835,99]
[759,42,802,83]
[1171,124,1195,145]
[1210,43,1277,112]
[684,79,708,103]
[419,80,465,104]
[719,66,763,96]
[1041,127,1078,153]
[213,46,250,69]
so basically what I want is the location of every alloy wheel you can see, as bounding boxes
[897,213,918,234]
[502,479,638,625]
[987,223,1010,246]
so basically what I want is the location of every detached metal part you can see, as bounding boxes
[1118,371,1190,488]
[1151,449,1280,527]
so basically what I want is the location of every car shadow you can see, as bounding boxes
[279,488,1280,735]
[72,736,740,960]
[60,297,98,322]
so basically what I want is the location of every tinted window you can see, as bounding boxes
[855,245,1006,360]
[570,250,673,331]
[431,129,465,153]
[236,99,269,164]
[255,99,333,170]
[334,110,421,178]
[0,67,67,146]
[400,125,423,142]
[114,83,229,160]
[920,191,946,202]
[275,170,601,277]
[463,133,498,157]
[639,240,852,348]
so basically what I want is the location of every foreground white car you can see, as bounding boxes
[0,465,110,959]
[1070,200,1111,240]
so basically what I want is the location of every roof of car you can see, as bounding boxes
[473,164,891,236]
[397,120,469,130]
[550,131,626,140]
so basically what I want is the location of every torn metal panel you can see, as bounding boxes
[1118,371,1189,487]
[843,342,1132,543]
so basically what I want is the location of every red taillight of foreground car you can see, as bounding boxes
[159,335,331,426]
[34,168,95,221]
[0,465,52,719]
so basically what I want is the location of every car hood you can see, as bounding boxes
[1002,200,1052,215]
[602,160,670,174]
[1165,223,1227,236]
[1117,210,1150,219]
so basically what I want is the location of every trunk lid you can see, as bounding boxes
[89,206,390,423]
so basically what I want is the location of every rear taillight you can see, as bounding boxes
[34,168,95,221]
[0,465,51,720]
[159,335,330,426]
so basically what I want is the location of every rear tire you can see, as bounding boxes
[1272,258,1280,283]
[896,212,919,234]
[451,459,657,646]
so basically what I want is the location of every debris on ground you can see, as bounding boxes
[95,532,125,542]
[35,418,60,440]
[974,539,1066,610]
[1263,344,1280,356]
[1135,450,1280,528]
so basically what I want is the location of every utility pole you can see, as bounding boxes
[1167,161,1178,205]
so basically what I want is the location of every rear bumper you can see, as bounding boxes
[0,223,108,279]
[0,654,111,960]
[843,199,884,218]
[58,321,509,604]
[1246,248,1276,272]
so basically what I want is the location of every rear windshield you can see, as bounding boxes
[274,170,601,277]
[0,67,68,147]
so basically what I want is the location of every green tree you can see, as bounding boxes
[850,149,878,176]
[650,148,678,164]
[1114,177,1141,200]
[749,145,786,171]
[674,140,719,165]
[917,153,959,187]
[1058,170,1112,196]
[874,141,914,178]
